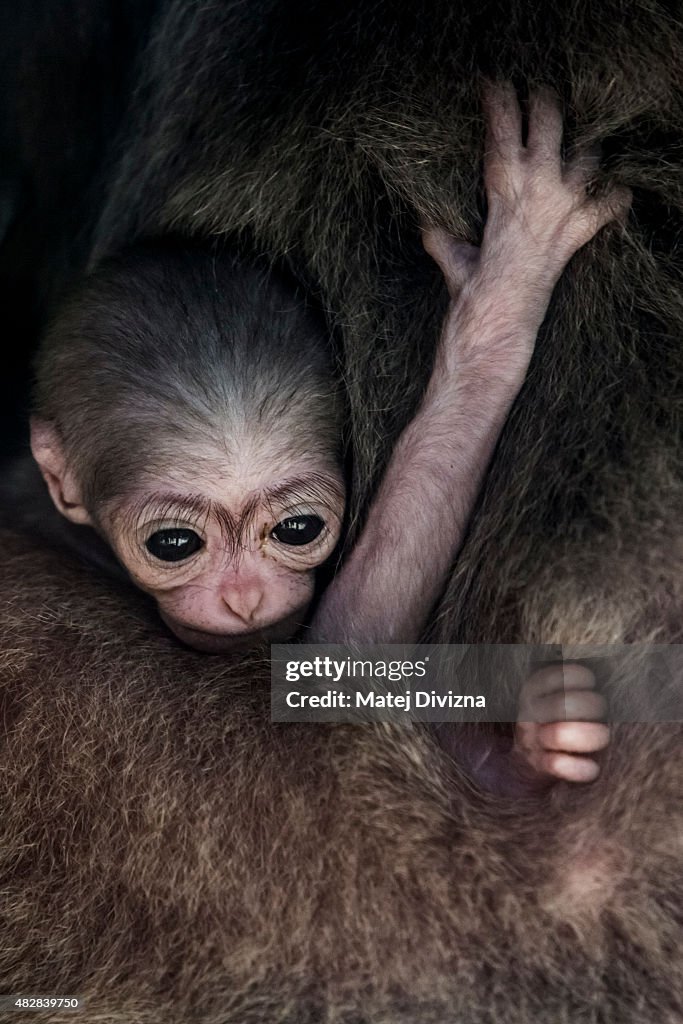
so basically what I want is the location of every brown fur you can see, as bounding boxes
[92,0,683,645]
[1,529,681,1023]
[1,1,682,1020]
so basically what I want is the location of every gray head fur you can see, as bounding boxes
[33,243,343,508]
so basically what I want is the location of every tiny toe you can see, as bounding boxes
[520,686,605,724]
[560,663,598,692]
[522,662,596,702]
[544,752,601,783]
[563,689,607,721]
[540,720,610,754]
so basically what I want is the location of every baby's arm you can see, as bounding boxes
[311,83,630,644]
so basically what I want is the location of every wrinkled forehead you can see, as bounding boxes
[105,456,346,525]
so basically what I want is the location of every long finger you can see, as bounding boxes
[526,87,564,160]
[483,80,523,158]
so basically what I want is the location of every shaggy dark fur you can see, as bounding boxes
[0,531,681,1023]
[92,0,683,645]
[33,242,341,507]
[1,1,682,1021]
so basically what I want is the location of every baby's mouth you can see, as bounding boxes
[160,612,306,653]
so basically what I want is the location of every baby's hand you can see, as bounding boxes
[423,83,631,377]
[478,83,630,292]
[514,662,610,784]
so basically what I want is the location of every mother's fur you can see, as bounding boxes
[1,0,682,1020]
[1,532,682,1022]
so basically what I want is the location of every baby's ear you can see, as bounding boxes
[30,417,92,526]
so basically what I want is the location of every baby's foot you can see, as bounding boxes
[514,662,610,783]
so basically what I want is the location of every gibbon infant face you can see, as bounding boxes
[100,460,346,652]
[32,418,345,653]
[30,244,345,652]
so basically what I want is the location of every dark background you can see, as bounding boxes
[0,0,160,457]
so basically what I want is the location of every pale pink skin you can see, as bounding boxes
[102,454,347,654]
[514,663,610,785]
[31,425,346,653]
[32,84,627,785]
[312,83,628,783]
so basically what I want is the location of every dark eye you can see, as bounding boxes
[271,515,325,546]
[145,528,203,562]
